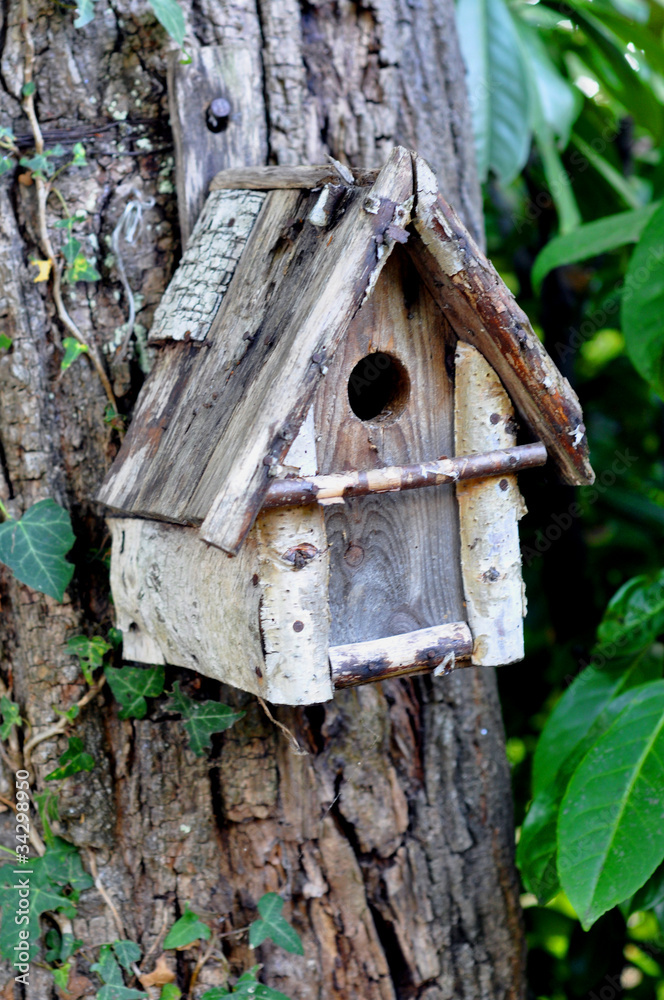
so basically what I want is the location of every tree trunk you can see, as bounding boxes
[0,0,526,997]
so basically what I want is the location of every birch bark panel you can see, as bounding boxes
[168,44,268,244]
[313,247,465,644]
[454,342,527,666]
[148,189,266,343]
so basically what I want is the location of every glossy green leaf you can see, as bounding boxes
[532,202,659,292]
[163,905,211,949]
[62,237,82,265]
[595,570,664,658]
[0,156,13,176]
[166,682,244,757]
[558,680,664,928]
[622,200,664,400]
[65,255,101,283]
[532,640,662,796]
[0,333,12,350]
[21,81,35,97]
[105,665,164,720]
[53,962,72,991]
[40,837,93,892]
[456,0,531,183]
[0,856,76,959]
[0,695,22,740]
[112,939,142,972]
[67,634,111,683]
[0,498,75,601]
[45,736,95,782]
[148,0,185,46]
[249,894,303,955]
[91,944,124,986]
[61,337,89,371]
[516,785,561,901]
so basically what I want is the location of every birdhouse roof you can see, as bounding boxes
[97,146,593,555]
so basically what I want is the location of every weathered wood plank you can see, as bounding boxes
[261,442,546,508]
[148,189,266,343]
[410,152,594,487]
[454,342,528,666]
[314,246,465,645]
[210,164,381,190]
[168,44,267,244]
[330,622,473,687]
[255,409,333,704]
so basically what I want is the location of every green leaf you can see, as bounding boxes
[34,790,60,847]
[249,894,303,955]
[74,0,96,26]
[45,736,96,782]
[558,680,664,928]
[105,665,165,720]
[62,237,82,265]
[61,337,89,371]
[160,985,181,1000]
[67,634,111,683]
[0,694,22,740]
[91,943,125,986]
[0,333,12,350]
[71,142,86,165]
[456,0,531,184]
[0,859,74,959]
[622,200,664,400]
[532,638,663,796]
[96,988,148,1000]
[21,81,35,97]
[148,0,185,46]
[0,156,13,176]
[0,498,75,601]
[163,905,211,949]
[112,939,142,972]
[53,961,72,990]
[206,968,292,1000]
[166,682,244,757]
[65,255,101,283]
[532,203,660,293]
[201,990,230,999]
[571,133,642,210]
[40,837,93,892]
[595,570,664,660]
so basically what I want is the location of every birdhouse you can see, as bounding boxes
[96,147,594,706]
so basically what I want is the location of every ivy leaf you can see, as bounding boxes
[31,258,52,282]
[456,0,530,184]
[163,905,211,949]
[67,634,111,684]
[40,837,93,892]
[61,337,89,371]
[105,665,165,720]
[558,680,664,928]
[249,894,303,955]
[91,943,124,986]
[21,81,35,97]
[0,861,73,959]
[72,142,86,165]
[229,967,292,999]
[0,333,12,350]
[160,985,181,1000]
[97,988,148,1000]
[622,200,664,400]
[166,682,244,757]
[45,736,96,782]
[62,237,82,265]
[0,498,75,601]
[34,790,60,847]
[52,962,72,991]
[112,939,142,972]
[0,695,22,740]
[0,156,13,176]
[148,0,186,46]
[65,254,101,283]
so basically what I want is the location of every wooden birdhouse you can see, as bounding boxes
[96,147,594,706]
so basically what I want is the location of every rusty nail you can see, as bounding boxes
[499,479,508,491]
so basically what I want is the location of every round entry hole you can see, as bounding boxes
[347,352,410,422]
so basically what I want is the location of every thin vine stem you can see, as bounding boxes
[19,0,117,412]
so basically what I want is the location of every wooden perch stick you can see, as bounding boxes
[210,164,380,191]
[330,622,473,688]
[262,442,547,509]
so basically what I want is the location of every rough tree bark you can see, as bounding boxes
[0,0,526,997]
